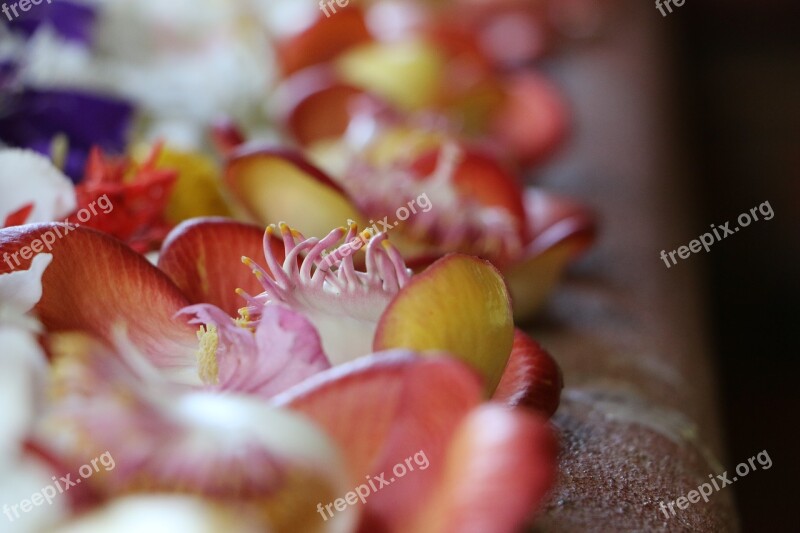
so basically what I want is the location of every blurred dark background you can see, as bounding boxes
[672,1,800,530]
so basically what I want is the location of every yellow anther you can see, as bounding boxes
[196,325,220,385]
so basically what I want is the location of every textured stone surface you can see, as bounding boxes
[526,1,737,530]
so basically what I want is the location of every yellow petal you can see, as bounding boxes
[374,254,514,393]
[146,147,231,223]
[335,40,445,111]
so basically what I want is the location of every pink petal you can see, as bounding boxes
[182,303,331,397]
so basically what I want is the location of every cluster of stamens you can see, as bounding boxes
[236,223,412,327]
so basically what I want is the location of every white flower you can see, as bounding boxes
[0,150,76,226]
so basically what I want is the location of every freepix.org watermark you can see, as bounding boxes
[2,0,53,22]
[655,0,687,17]
[320,192,432,269]
[660,200,774,268]
[3,451,116,523]
[319,0,351,19]
[2,194,114,271]
[658,449,772,519]
[316,449,429,521]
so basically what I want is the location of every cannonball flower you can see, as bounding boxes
[1,217,561,531]
[224,139,596,320]
[266,2,571,167]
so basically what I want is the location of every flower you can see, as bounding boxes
[0,149,76,228]
[224,144,595,320]
[1,218,560,407]
[267,3,571,167]
[1,218,561,531]
[66,145,178,253]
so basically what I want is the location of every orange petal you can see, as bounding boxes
[406,405,558,533]
[0,224,196,373]
[274,351,482,480]
[505,189,597,320]
[493,329,563,417]
[158,218,284,317]
[490,72,570,166]
[225,147,362,239]
[373,254,514,394]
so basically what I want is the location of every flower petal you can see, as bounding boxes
[41,334,357,533]
[409,146,527,237]
[0,90,133,180]
[276,66,367,146]
[493,329,563,417]
[273,351,483,480]
[152,148,232,224]
[0,149,76,224]
[505,189,597,320]
[374,254,514,394]
[52,495,262,533]
[275,8,372,75]
[335,40,445,111]
[0,326,48,458]
[0,252,51,320]
[405,405,558,533]
[490,72,570,166]
[182,303,331,397]
[225,147,362,239]
[158,218,283,316]
[0,224,197,379]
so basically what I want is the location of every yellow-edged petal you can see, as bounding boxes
[373,254,514,393]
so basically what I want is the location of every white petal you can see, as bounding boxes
[0,457,66,532]
[0,253,52,320]
[51,495,261,533]
[0,326,48,458]
[0,150,76,224]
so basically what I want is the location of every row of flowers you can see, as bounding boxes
[0,0,610,531]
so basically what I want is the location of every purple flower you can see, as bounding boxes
[0,88,134,181]
[4,0,97,45]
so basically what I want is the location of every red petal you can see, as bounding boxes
[225,146,362,238]
[158,218,284,316]
[0,224,196,368]
[493,329,563,417]
[276,8,372,75]
[490,72,570,166]
[210,118,246,156]
[273,351,482,481]
[405,405,559,533]
[276,66,368,146]
[524,188,597,257]
[410,147,527,236]
[3,203,35,227]
[504,189,597,319]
